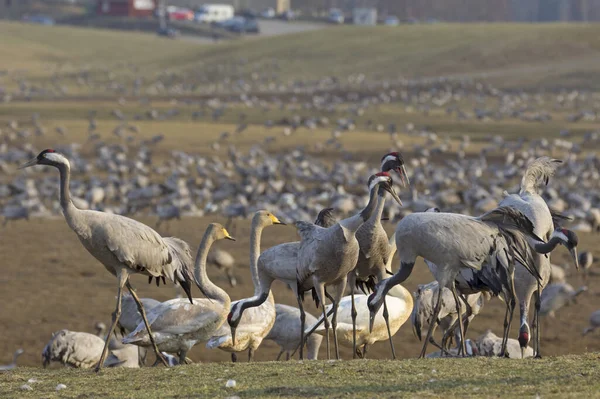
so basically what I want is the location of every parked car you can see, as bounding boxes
[168,7,194,21]
[261,8,275,18]
[195,4,234,23]
[328,8,344,24]
[215,17,259,34]
[157,27,180,38]
[22,14,55,25]
[279,10,295,21]
[384,16,399,26]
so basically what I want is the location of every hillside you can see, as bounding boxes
[3,22,600,93]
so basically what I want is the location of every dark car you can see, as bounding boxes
[217,17,259,34]
[157,27,180,38]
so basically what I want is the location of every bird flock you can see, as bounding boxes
[1,131,596,373]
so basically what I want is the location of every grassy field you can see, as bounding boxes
[1,354,599,398]
[3,22,600,92]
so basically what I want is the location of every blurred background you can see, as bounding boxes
[1,0,600,367]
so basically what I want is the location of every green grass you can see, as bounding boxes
[1,354,599,398]
[3,22,600,94]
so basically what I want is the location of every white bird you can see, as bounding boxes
[0,349,24,371]
[308,284,412,358]
[42,330,105,369]
[295,172,402,359]
[265,304,322,361]
[123,223,235,364]
[583,310,600,336]
[208,211,285,362]
[20,149,198,371]
[368,207,577,358]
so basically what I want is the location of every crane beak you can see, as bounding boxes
[225,236,236,241]
[521,346,525,359]
[18,157,38,169]
[384,183,403,206]
[230,326,237,346]
[368,311,375,334]
[570,247,579,271]
[395,165,410,187]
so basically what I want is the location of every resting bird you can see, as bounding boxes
[19,149,198,371]
[42,330,105,369]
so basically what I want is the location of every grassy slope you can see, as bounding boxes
[3,22,600,90]
[1,355,599,398]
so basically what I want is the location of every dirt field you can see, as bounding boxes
[1,214,598,367]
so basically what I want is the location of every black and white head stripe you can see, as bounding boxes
[380,152,404,170]
[37,149,69,164]
[367,171,392,190]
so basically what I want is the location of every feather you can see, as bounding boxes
[520,157,562,195]
[162,237,195,303]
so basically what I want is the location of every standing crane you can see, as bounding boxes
[367,207,579,358]
[19,149,198,371]
[499,157,568,357]
[295,172,403,360]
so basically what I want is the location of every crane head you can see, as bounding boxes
[19,149,69,169]
[553,228,579,270]
[368,172,403,206]
[381,151,410,187]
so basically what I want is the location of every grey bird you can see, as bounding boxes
[295,172,402,360]
[348,152,409,358]
[123,223,235,365]
[19,149,198,371]
[265,304,323,361]
[42,330,105,369]
[368,207,578,358]
[499,157,569,358]
[0,349,24,371]
[207,248,237,287]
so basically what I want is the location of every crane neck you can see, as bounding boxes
[370,186,387,223]
[57,162,73,210]
[194,231,230,304]
[249,217,266,295]
[533,236,563,254]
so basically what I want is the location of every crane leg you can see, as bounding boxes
[450,281,467,357]
[362,343,368,358]
[382,298,397,359]
[226,269,237,287]
[95,271,128,372]
[286,352,290,361]
[231,353,237,363]
[420,283,444,358]
[178,350,188,366]
[296,288,306,360]
[276,349,284,361]
[248,347,254,362]
[314,283,331,360]
[126,281,168,367]
[329,281,345,360]
[534,282,542,359]
[350,277,358,359]
[500,294,516,357]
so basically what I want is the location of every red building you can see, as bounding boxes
[97,0,156,17]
